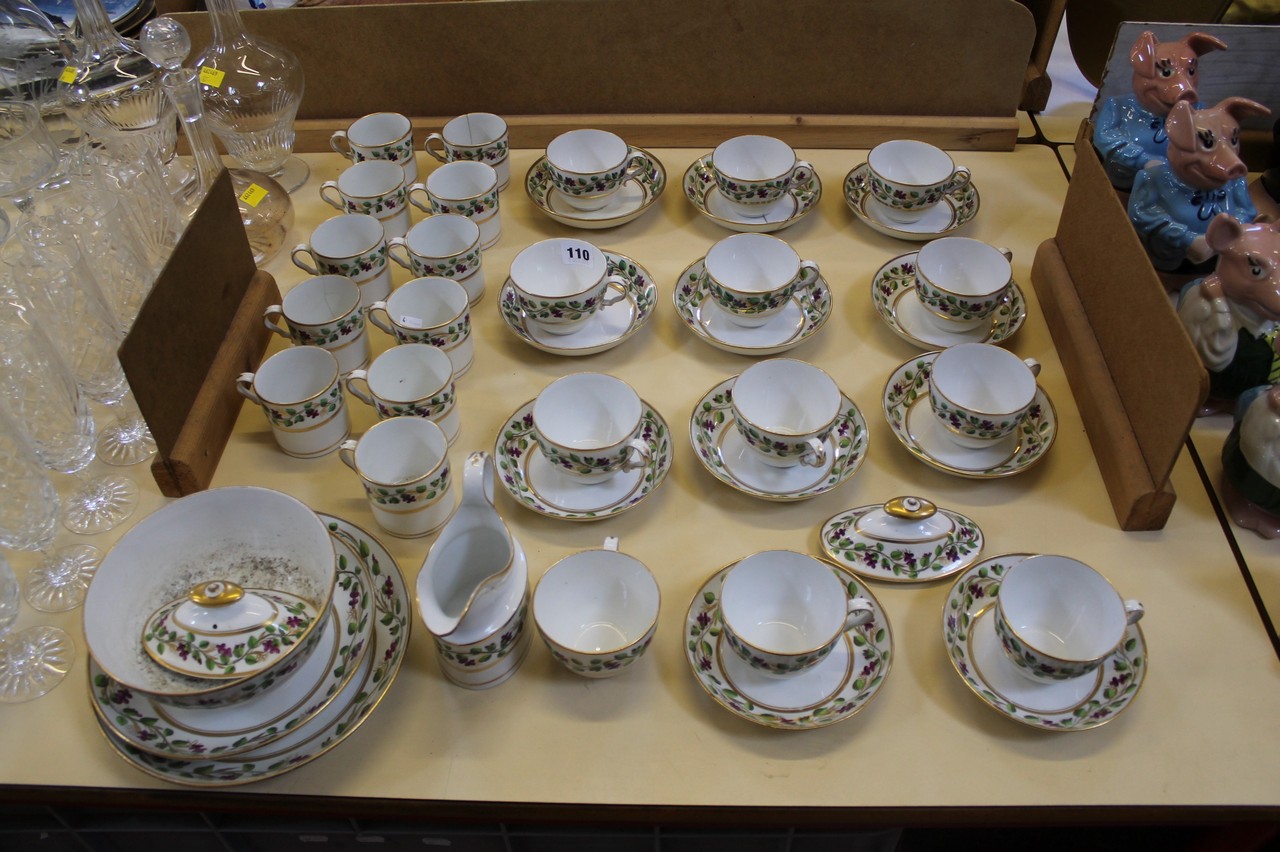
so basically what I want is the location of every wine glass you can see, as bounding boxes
[0,552,73,702]
[0,99,60,211]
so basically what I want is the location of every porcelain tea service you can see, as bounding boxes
[507,237,628,336]
[338,415,455,538]
[702,233,821,329]
[865,139,971,224]
[684,138,822,233]
[544,129,657,212]
[913,238,1013,332]
[928,343,1041,450]
[319,159,412,239]
[424,112,511,190]
[408,160,503,249]
[330,111,419,184]
[291,213,392,307]
[341,343,461,443]
[262,274,371,375]
[366,276,474,376]
[730,358,842,469]
[236,346,350,459]
[386,214,486,304]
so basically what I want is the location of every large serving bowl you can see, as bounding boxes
[83,487,336,708]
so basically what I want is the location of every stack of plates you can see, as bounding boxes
[89,515,410,786]
[35,0,154,35]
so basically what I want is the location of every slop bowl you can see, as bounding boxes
[83,486,336,708]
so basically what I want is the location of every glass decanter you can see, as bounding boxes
[192,0,308,192]
[141,16,293,265]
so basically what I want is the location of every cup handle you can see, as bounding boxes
[620,438,652,473]
[843,596,875,631]
[423,133,450,164]
[620,148,655,184]
[790,158,815,186]
[366,302,396,337]
[262,306,291,340]
[319,181,346,212]
[1022,357,1042,378]
[386,238,415,272]
[603,536,619,552]
[290,244,320,276]
[341,370,375,408]
[996,246,1014,262]
[235,372,260,405]
[329,131,354,161]
[406,182,433,215]
[600,274,630,308]
[946,166,972,193]
[796,260,821,287]
[337,438,359,472]
[1123,599,1145,625]
[799,436,827,468]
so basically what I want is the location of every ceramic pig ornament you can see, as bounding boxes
[1128,97,1270,272]
[1093,30,1227,190]
[1221,384,1280,539]
[1177,213,1280,403]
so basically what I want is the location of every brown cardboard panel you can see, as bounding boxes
[171,0,1035,147]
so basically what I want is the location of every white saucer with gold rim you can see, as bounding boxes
[845,162,979,241]
[871,252,1026,349]
[683,156,821,234]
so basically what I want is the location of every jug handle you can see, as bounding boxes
[462,451,496,508]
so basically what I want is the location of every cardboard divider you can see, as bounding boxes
[119,170,279,497]
[1030,121,1208,530]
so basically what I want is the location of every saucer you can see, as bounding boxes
[844,162,980,241]
[882,353,1057,478]
[672,258,832,356]
[525,151,666,230]
[499,251,656,356]
[871,252,1026,349]
[820,500,984,583]
[95,515,410,786]
[89,529,372,759]
[684,561,892,729]
[691,377,868,501]
[494,399,672,521]
[943,554,1147,731]
[683,156,821,233]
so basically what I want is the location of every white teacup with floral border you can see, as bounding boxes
[236,346,350,458]
[408,160,501,250]
[508,237,627,336]
[532,536,660,679]
[367,277,474,377]
[338,416,454,538]
[341,343,460,445]
[915,237,1013,332]
[928,342,1040,449]
[730,358,841,468]
[386,213,485,304]
[532,372,651,484]
[291,213,392,307]
[329,112,418,184]
[994,554,1144,682]
[866,139,971,224]
[319,159,411,239]
[720,550,874,678]
[424,112,510,190]
[703,232,820,328]
[709,135,813,216]
[545,128,656,212]
[262,274,371,374]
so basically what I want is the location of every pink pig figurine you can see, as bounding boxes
[1177,213,1280,403]
[1128,97,1270,272]
[1221,384,1280,539]
[1093,30,1227,190]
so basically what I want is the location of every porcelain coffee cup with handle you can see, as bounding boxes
[290,213,392,307]
[531,372,650,483]
[423,112,510,190]
[730,358,841,468]
[703,232,820,328]
[338,416,454,538]
[329,112,418,184]
[507,237,627,336]
[544,128,655,212]
[866,139,970,223]
[915,238,1013,332]
[928,342,1040,449]
[262,274,370,374]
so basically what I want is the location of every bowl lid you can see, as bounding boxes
[141,580,322,680]
[853,496,955,544]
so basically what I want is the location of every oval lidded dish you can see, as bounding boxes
[819,496,984,583]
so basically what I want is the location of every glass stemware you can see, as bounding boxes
[0,552,74,703]
[0,99,60,210]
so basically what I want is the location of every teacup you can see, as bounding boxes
[319,160,411,238]
[915,238,1013,331]
[386,214,485,304]
[423,112,510,190]
[338,416,454,538]
[731,358,841,468]
[995,554,1144,682]
[532,536,660,678]
[720,550,874,677]
[703,232,820,328]
[545,128,654,212]
[532,372,650,483]
[928,343,1040,449]
[262,274,370,374]
[291,213,392,307]
[407,160,501,249]
[341,344,460,444]
[329,112,418,184]
[236,346,350,458]
[366,277,474,377]
[508,237,627,336]
[866,139,970,223]
[710,135,812,216]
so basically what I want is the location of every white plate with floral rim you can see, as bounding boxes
[497,251,656,356]
[494,399,672,521]
[94,515,410,786]
[844,163,980,241]
[672,257,832,356]
[882,353,1056,479]
[524,152,666,230]
[684,561,892,730]
[871,252,1026,349]
[943,554,1147,731]
[819,501,984,584]
[683,156,821,234]
[690,377,868,501]
[89,529,373,760]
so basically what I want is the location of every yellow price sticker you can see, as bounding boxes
[199,67,226,88]
[59,66,78,84]
[239,184,269,208]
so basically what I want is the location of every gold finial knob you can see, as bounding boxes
[189,580,245,607]
[884,496,936,520]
